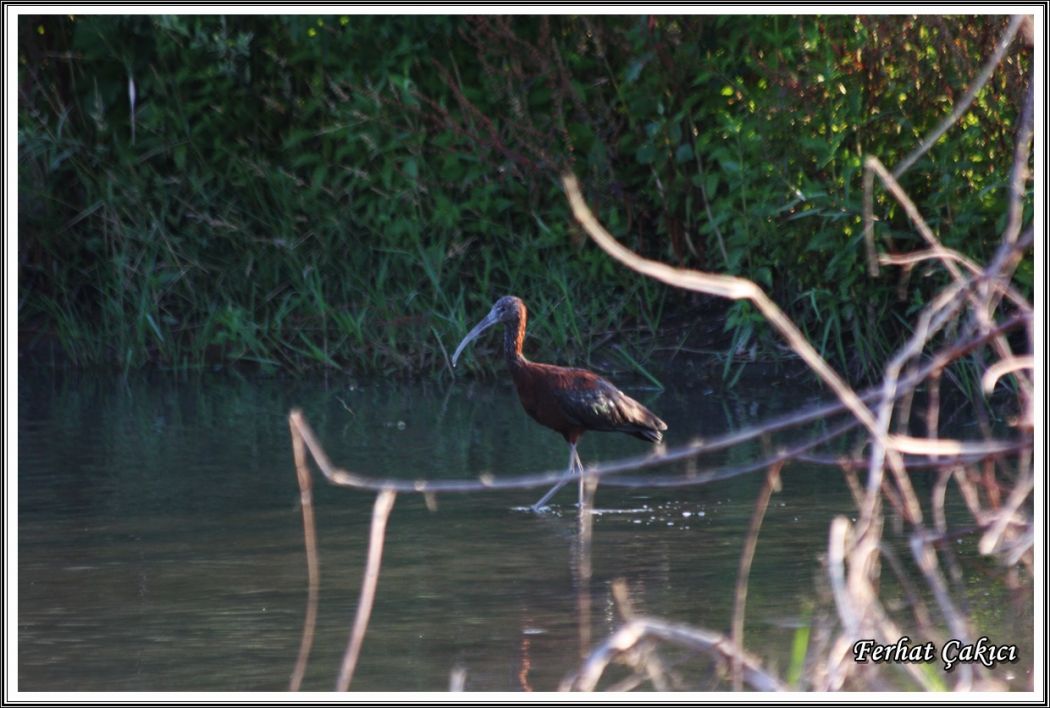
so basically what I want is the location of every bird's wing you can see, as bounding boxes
[553,373,660,436]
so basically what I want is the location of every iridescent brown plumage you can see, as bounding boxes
[452,295,667,510]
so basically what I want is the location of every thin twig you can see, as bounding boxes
[978,470,1033,556]
[824,516,857,690]
[861,279,970,531]
[1001,78,1034,248]
[335,488,397,691]
[610,579,671,691]
[877,543,941,646]
[877,250,1033,317]
[731,463,782,690]
[562,173,886,450]
[576,472,597,659]
[909,532,975,688]
[797,446,1023,471]
[863,167,878,276]
[288,410,320,692]
[981,355,1034,395]
[930,466,970,617]
[866,156,1032,403]
[564,617,785,692]
[690,133,730,268]
[561,172,975,527]
[600,417,858,488]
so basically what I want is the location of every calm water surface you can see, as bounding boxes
[17,371,1031,691]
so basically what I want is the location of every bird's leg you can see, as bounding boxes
[530,442,580,512]
[575,446,586,508]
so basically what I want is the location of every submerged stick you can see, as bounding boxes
[731,463,782,690]
[336,488,397,691]
[610,579,671,691]
[289,410,320,691]
[576,472,598,659]
[824,516,857,690]
[564,617,785,692]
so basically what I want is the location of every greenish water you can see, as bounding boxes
[16,372,1031,691]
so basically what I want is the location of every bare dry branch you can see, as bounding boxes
[562,173,887,451]
[909,533,975,687]
[563,617,785,692]
[824,516,858,690]
[863,166,879,276]
[731,464,782,690]
[865,157,1033,405]
[560,172,1033,542]
[1002,78,1034,247]
[982,355,1035,395]
[288,409,320,691]
[978,471,1034,557]
[610,579,672,691]
[336,489,397,691]
[576,473,597,658]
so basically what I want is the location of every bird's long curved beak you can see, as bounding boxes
[451,310,500,368]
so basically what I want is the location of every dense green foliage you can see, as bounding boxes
[18,15,1032,378]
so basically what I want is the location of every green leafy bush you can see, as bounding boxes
[18,15,1031,378]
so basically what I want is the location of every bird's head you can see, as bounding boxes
[451,295,525,367]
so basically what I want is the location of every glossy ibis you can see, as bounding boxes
[451,296,667,511]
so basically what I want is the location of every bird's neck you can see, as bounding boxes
[503,313,527,369]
